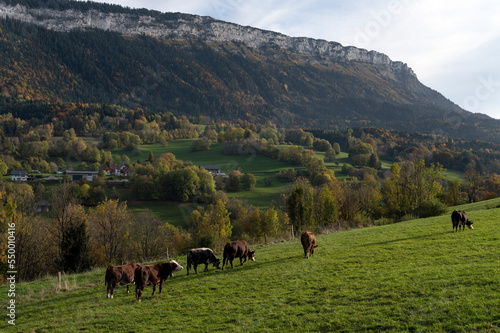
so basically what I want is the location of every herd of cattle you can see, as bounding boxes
[105,239,259,301]
[105,211,473,301]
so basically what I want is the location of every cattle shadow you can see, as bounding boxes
[358,231,450,247]
[172,254,304,281]
[217,254,308,276]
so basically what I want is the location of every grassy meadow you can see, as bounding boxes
[3,202,500,332]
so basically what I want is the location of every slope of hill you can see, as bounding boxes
[1,0,500,142]
[2,203,500,332]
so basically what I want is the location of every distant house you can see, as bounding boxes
[200,165,223,176]
[117,162,129,176]
[98,162,129,177]
[36,200,50,213]
[99,164,117,176]
[11,170,28,181]
[65,170,99,181]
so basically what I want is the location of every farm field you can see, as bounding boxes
[3,202,500,332]
[111,140,295,174]
[114,140,306,211]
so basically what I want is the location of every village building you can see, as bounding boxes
[36,200,50,213]
[65,170,99,181]
[11,170,28,181]
[99,162,130,176]
[200,164,224,176]
[99,164,117,176]
[117,162,130,176]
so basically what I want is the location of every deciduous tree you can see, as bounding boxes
[87,199,130,265]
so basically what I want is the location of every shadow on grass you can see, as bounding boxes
[173,254,303,281]
[358,231,451,247]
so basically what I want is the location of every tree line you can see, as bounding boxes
[0,178,288,282]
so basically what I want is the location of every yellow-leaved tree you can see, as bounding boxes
[88,199,130,266]
[190,200,232,251]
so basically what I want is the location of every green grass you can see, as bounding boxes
[112,140,293,174]
[442,169,464,182]
[126,200,196,229]
[447,197,500,213]
[4,202,500,332]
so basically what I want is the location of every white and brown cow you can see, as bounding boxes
[105,263,138,299]
[134,260,183,302]
[301,231,318,259]
[187,248,220,275]
[451,210,474,232]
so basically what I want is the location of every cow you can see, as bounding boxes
[187,248,220,275]
[134,260,183,302]
[222,240,255,270]
[104,263,138,299]
[451,210,474,232]
[301,231,318,259]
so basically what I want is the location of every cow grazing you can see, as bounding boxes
[451,210,474,232]
[105,263,138,299]
[134,260,183,302]
[222,240,255,270]
[187,248,220,275]
[301,231,318,259]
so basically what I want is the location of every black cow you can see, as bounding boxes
[451,210,474,232]
[222,240,255,270]
[187,248,220,275]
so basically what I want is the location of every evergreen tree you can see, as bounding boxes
[60,221,91,273]
[286,178,314,233]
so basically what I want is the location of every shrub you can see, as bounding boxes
[277,169,297,182]
[192,138,212,152]
[375,217,394,226]
[418,198,447,218]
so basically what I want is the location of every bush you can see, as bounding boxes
[192,138,212,152]
[375,217,394,226]
[400,214,418,222]
[418,198,447,218]
[277,169,297,183]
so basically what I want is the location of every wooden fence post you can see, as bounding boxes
[58,272,62,290]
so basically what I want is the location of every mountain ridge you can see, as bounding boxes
[0,2,414,70]
[1,0,499,142]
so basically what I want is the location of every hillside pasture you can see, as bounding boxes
[111,140,293,174]
[3,206,500,332]
[113,140,297,210]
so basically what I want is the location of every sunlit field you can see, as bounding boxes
[3,203,499,332]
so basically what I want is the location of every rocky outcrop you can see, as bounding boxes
[0,2,415,81]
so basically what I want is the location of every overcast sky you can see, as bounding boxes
[84,0,500,119]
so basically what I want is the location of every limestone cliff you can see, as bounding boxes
[0,1,415,83]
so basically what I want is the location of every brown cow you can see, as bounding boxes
[301,231,317,259]
[104,263,138,299]
[222,240,255,270]
[134,260,183,302]
[451,210,474,232]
